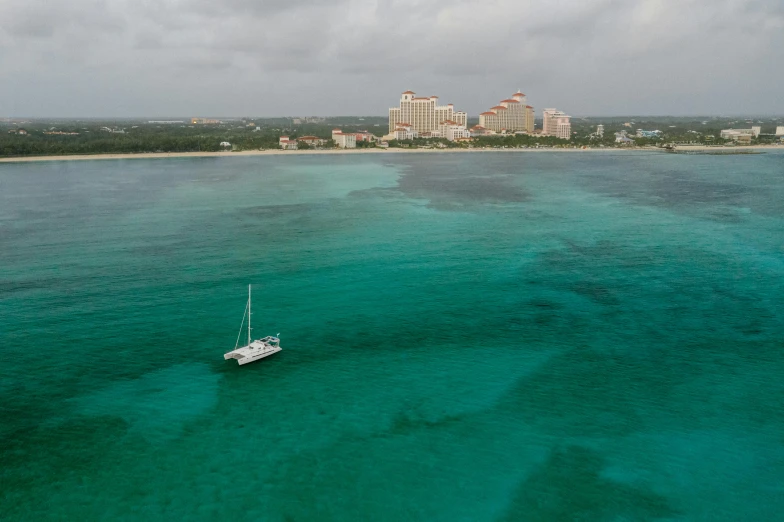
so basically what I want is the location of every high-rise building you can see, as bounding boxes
[478,91,534,133]
[775,126,784,136]
[542,108,572,139]
[596,124,604,137]
[389,91,467,133]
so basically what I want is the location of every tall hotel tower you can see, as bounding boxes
[478,91,534,133]
[389,91,467,133]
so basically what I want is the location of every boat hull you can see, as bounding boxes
[238,346,281,365]
[224,345,282,365]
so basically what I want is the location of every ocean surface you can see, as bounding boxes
[1,151,783,521]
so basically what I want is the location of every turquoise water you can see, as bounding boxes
[1,151,783,521]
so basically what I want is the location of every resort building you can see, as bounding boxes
[191,118,220,125]
[542,108,572,139]
[279,136,298,149]
[720,127,760,141]
[596,124,604,137]
[353,131,375,143]
[469,125,496,137]
[296,136,326,147]
[383,123,418,141]
[389,91,467,134]
[332,128,357,149]
[478,91,534,133]
[439,121,471,141]
[775,126,784,137]
[614,131,634,145]
[636,129,662,138]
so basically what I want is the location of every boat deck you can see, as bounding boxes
[224,341,282,365]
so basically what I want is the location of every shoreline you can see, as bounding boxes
[1,144,781,163]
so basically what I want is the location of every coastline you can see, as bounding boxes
[0,144,781,163]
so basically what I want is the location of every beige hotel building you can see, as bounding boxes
[478,91,534,133]
[389,91,467,134]
[542,108,572,139]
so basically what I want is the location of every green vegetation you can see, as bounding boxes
[568,115,783,147]
[0,117,387,157]
[0,115,781,157]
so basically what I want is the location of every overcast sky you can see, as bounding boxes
[1,0,782,118]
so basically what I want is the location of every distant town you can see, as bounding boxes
[2,89,783,157]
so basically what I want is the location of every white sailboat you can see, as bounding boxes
[223,285,282,365]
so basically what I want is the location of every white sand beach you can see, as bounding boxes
[0,144,781,163]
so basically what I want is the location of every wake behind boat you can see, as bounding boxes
[224,285,282,365]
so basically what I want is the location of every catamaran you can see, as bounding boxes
[224,285,281,365]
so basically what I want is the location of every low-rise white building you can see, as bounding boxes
[439,120,470,141]
[384,123,418,141]
[296,136,326,147]
[470,125,496,137]
[332,128,357,149]
[614,131,633,144]
[720,127,760,141]
[354,131,375,143]
[279,136,298,150]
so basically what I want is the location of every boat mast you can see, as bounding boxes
[248,284,251,346]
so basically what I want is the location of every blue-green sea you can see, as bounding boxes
[2,151,783,521]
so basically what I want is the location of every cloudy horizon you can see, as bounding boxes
[1,0,783,118]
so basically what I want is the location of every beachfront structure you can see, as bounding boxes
[720,127,761,141]
[636,129,662,138]
[542,108,572,139]
[383,123,418,141]
[296,136,325,147]
[332,129,357,148]
[615,130,633,144]
[775,126,784,136]
[478,91,534,133]
[279,136,298,150]
[596,124,604,137]
[389,91,467,134]
[470,125,496,137]
[439,121,471,141]
[353,131,375,143]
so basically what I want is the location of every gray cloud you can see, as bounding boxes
[0,0,782,117]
